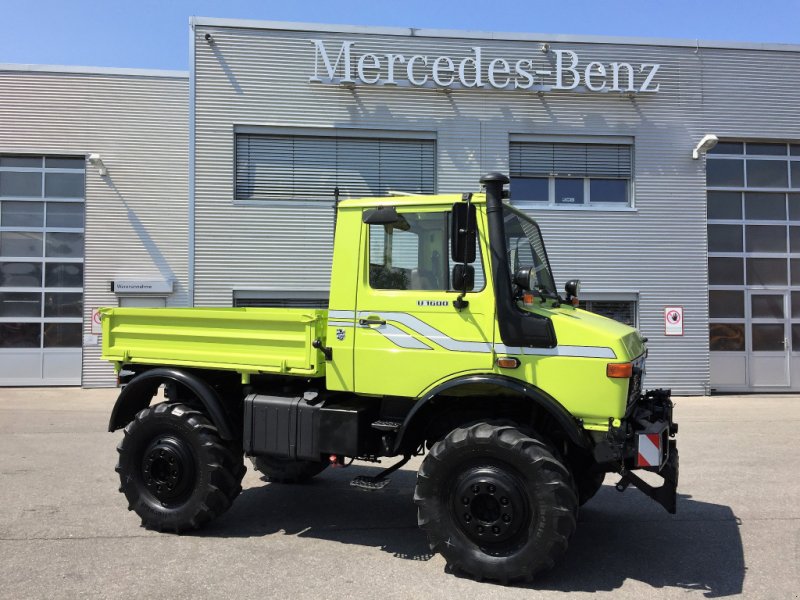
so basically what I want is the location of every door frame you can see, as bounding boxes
[746,289,791,388]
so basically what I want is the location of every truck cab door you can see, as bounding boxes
[353,205,495,398]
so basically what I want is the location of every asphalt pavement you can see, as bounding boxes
[0,387,798,599]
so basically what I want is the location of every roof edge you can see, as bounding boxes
[0,63,188,78]
[191,16,800,53]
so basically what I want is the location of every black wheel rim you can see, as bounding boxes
[451,464,530,547]
[141,435,195,504]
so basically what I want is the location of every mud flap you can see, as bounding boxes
[616,441,679,514]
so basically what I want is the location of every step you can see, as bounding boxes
[371,419,403,432]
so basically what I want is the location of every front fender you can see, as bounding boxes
[392,373,590,454]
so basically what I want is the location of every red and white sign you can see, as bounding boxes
[664,306,683,336]
[637,433,663,468]
[91,308,103,334]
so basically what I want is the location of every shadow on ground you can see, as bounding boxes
[202,466,432,561]
[199,466,744,596]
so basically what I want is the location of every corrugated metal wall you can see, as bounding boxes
[192,23,800,395]
[0,67,189,387]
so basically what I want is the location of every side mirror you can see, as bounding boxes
[363,206,399,224]
[564,279,581,305]
[451,202,477,264]
[513,266,536,291]
[564,279,580,298]
[452,264,475,292]
[363,207,410,231]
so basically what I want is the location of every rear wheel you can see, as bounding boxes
[414,422,577,583]
[116,402,245,532]
[250,455,328,483]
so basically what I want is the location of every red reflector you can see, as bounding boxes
[496,357,520,369]
[607,362,633,378]
[637,433,662,467]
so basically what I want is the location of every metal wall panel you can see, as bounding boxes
[0,68,189,387]
[193,22,800,394]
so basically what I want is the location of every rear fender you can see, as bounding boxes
[107,367,236,440]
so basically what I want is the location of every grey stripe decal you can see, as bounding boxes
[358,311,493,353]
[337,314,430,349]
[329,309,356,319]
[328,320,354,328]
[354,310,617,359]
[494,344,617,359]
[379,324,432,350]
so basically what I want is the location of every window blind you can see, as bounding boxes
[236,134,436,201]
[510,142,632,179]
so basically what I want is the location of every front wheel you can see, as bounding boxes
[414,423,577,584]
[116,402,245,532]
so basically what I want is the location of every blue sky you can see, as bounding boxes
[1,0,798,71]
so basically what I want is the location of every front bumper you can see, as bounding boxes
[594,388,679,513]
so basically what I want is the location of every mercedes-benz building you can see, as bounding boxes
[2,18,800,394]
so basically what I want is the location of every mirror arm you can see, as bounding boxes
[453,193,473,311]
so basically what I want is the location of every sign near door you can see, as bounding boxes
[91,308,103,334]
[664,306,684,336]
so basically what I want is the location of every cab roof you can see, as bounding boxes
[339,193,487,209]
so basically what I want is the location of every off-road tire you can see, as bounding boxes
[250,455,328,483]
[116,402,246,532]
[414,422,578,584]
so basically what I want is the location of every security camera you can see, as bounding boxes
[540,43,550,54]
[692,134,719,159]
[205,33,214,44]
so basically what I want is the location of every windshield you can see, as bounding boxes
[502,205,557,296]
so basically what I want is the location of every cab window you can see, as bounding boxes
[368,211,484,291]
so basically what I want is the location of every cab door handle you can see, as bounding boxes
[359,317,386,327]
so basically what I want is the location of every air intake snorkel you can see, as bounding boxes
[481,172,557,348]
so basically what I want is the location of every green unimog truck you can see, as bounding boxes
[102,173,678,583]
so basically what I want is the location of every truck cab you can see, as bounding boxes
[327,183,644,432]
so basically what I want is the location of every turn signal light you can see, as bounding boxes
[522,292,535,305]
[496,357,521,369]
[607,362,633,378]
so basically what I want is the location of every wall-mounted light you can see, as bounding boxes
[88,153,107,176]
[692,134,719,160]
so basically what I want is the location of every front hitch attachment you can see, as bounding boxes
[616,441,679,514]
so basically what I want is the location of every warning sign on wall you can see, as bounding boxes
[91,308,103,335]
[664,306,684,336]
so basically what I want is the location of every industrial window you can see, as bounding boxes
[706,141,800,357]
[0,155,84,350]
[706,141,800,189]
[232,290,329,309]
[235,133,435,202]
[509,141,632,207]
[578,299,637,328]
